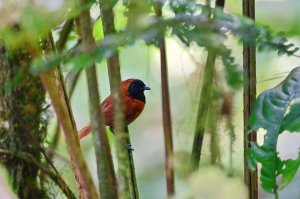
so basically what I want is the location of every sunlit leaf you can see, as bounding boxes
[93,18,104,41]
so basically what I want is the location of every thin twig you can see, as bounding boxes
[154,2,175,197]
[77,0,118,198]
[56,19,74,51]
[125,127,139,199]
[243,0,258,198]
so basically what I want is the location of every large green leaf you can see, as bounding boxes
[280,153,300,189]
[280,102,300,133]
[247,66,300,195]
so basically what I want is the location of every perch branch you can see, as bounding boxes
[77,0,118,198]
[99,1,139,199]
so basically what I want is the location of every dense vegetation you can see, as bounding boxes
[0,0,300,199]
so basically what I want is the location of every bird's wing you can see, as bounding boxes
[101,95,114,126]
[123,97,145,125]
[101,92,145,126]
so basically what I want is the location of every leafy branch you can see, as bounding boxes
[31,6,298,89]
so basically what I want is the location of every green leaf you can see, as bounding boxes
[30,53,62,75]
[247,67,300,194]
[93,18,104,41]
[64,53,96,71]
[280,153,300,189]
[280,102,300,133]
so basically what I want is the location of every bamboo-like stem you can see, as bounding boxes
[98,1,138,198]
[48,69,82,166]
[243,0,258,198]
[40,32,98,198]
[0,149,76,199]
[47,19,75,164]
[190,0,225,171]
[191,52,216,170]
[77,1,118,198]
[40,69,98,199]
[154,2,175,197]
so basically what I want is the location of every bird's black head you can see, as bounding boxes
[128,79,150,103]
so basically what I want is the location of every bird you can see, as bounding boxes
[78,78,150,139]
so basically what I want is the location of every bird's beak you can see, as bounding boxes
[143,86,151,90]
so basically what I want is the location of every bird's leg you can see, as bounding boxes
[125,143,134,151]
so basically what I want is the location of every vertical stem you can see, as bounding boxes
[154,3,175,197]
[40,68,98,199]
[243,0,258,199]
[190,53,216,170]
[159,37,175,197]
[77,1,118,198]
[98,1,139,198]
[41,29,97,199]
[125,127,139,199]
[275,190,279,199]
[46,19,75,166]
[190,0,225,172]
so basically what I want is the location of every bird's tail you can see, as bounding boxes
[78,122,92,139]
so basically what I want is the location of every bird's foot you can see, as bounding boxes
[125,144,134,151]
